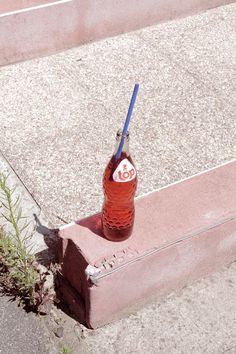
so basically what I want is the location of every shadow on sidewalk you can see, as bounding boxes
[33,214,60,266]
[33,214,87,325]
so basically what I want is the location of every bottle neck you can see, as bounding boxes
[113,130,130,157]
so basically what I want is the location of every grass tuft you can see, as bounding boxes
[60,345,73,354]
[0,173,53,309]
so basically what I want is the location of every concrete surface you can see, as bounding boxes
[59,161,236,328]
[0,3,235,227]
[0,151,53,259]
[0,3,235,353]
[1,0,234,66]
[0,287,49,354]
[77,263,236,354]
[0,0,52,13]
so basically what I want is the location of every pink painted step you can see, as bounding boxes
[0,0,52,13]
[0,0,234,66]
[58,160,236,328]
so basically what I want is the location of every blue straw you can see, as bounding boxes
[115,84,139,161]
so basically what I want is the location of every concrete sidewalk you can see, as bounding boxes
[78,263,236,354]
[0,3,236,354]
[0,3,235,227]
[0,289,49,354]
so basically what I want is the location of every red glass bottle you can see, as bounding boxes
[102,130,137,241]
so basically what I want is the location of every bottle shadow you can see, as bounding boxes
[76,212,105,239]
[33,213,105,326]
[33,214,60,266]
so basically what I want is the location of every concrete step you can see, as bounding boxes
[58,160,236,328]
[0,0,234,65]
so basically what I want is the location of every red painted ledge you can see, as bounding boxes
[0,0,234,66]
[58,160,236,328]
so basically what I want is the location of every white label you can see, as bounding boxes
[113,158,136,182]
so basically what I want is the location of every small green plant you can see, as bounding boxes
[60,345,73,354]
[0,173,38,306]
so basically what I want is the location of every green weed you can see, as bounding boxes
[0,173,38,306]
[60,345,73,354]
